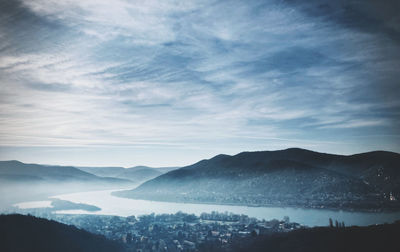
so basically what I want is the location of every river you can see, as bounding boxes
[14,188,394,227]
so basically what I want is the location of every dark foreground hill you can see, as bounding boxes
[207,221,400,252]
[0,214,124,252]
[115,148,400,210]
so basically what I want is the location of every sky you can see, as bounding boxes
[0,0,399,167]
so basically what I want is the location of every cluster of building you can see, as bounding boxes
[152,189,393,212]
[46,211,304,251]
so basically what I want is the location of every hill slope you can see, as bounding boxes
[75,166,126,178]
[116,166,163,183]
[0,161,133,207]
[78,165,178,184]
[0,160,132,185]
[0,214,124,252]
[115,148,400,210]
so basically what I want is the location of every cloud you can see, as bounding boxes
[318,119,388,129]
[20,0,200,45]
[0,0,399,166]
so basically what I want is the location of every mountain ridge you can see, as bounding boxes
[0,160,132,184]
[78,165,179,183]
[115,148,400,210]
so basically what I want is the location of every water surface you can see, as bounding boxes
[44,189,400,227]
[14,200,53,209]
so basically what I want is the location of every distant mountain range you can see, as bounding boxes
[115,148,400,210]
[0,160,135,206]
[0,160,179,207]
[78,166,179,184]
[0,214,124,252]
[0,161,178,185]
[0,160,131,185]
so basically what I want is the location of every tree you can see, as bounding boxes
[283,216,290,223]
[126,233,132,244]
[329,218,333,228]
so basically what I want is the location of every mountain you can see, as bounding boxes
[153,166,180,173]
[0,160,133,207]
[78,165,179,184]
[0,160,131,185]
[115,166,163,183]
[115,148,400,210]
[75,166,126,178]
[76,166,125,178]
[0,214,124,252]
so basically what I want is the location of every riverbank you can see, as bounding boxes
[112,191,400,214]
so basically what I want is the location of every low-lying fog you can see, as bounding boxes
[0,180,138,210]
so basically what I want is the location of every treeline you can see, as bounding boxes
[213,221,400,252]
[329,218,345,228]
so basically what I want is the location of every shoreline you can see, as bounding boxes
[112,191,400,214]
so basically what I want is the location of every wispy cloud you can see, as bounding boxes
[0,0,399,165]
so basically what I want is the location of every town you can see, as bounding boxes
[34,211,305,251]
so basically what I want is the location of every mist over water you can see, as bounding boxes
[0,180,136,210]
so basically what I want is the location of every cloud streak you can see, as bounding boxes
[0,0,399,166]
